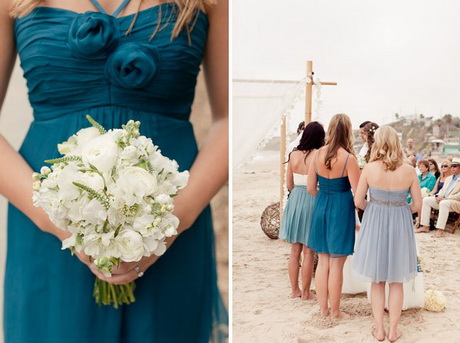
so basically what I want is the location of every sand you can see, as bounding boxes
[233,151,460,343]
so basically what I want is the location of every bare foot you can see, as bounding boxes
[432,229,444,238]
[330,311,351,320]
[320,309,330,317]
[372,328,385,342]
[415,226,429,233]
[289,290,302,298]
[388,329,402,342]
[301,291,317,301]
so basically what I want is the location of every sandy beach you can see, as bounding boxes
[233,150,460,343]
[0,64,228,342]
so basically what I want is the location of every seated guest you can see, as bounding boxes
[413,160,436,227]
[428,159,441,180]
[417,158,460,238]
[429,160,452,196]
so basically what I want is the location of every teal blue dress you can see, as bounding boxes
[5,2,227,342]
[308,154,356,256]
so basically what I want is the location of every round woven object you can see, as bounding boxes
[260,202,281,239]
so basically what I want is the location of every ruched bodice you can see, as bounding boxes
[317,175,351,193]
[368,187,409,207]
[14,3,207,121]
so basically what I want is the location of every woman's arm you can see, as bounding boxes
[286,161,294,191]
[354,165,369,210]
[409,170,422,213]
[106,0,229,284]
[0,3,70,241]
[429,178,440,196]
[307,151,318,197]
[346,155,360,194]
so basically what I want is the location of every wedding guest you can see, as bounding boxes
[409,155,421,175]
[429,160,451,196]
[404,138,417,157]
[279,122,325,300]
[428,159,441,179]
[307,114,359,319]
[417,158,460,238]
[357,122,379,221]
[353,126,421,342]
[413,160,436,227]
[357,121,371,164]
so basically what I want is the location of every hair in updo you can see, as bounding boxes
[369,126,404,171]
[363,122,379,163]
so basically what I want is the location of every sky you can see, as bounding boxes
[233,0,460,130]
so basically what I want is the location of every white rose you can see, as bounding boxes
[116,167,157,205]
[81,198,108,224]
[116,229,144,262]
[76,127,101,147]
[81,134,119,173]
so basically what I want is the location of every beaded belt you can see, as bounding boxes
[369,196,407,207]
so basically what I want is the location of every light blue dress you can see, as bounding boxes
[307,154,356,257]
[5,2,227,342]
[279,174,315,245]
[353,187,418,283]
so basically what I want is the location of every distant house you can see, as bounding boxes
[445,130,460,144]
[424,117,433,128]
[433,125,440,137]
[443,144,460,155]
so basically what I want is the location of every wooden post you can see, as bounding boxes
[280,115,286,221]
[305,61,313,124]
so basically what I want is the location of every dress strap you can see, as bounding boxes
[341,153,350,177]
[89,0,131,16]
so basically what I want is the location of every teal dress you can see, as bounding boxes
[5,2,227,342]
[308,154,355,256]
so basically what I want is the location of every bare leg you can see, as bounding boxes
[315,253,330,316]
[301,246,316,300]
[329,256,349,319]
[370,282,386,341]
[288,243,302,297]
[388,283,403,342]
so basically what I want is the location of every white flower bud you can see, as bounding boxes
[32,172,41,181]
[33,180,42,191]
[40,166,51,176]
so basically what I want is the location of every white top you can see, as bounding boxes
[358,142,368,157]
[293,173,308,186]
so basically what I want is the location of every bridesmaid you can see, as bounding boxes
[307,113,359,319]
[353,126,421,342]
[279,121,325,300]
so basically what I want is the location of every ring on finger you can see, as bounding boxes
[134,266,144,278]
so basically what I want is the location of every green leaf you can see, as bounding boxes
[86,114,106,135]
[45,156,82,164]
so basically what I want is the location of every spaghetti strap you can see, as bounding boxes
[89,0,131,16]
[341,153,350,177]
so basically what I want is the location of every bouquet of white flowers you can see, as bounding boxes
[32,115,189,308]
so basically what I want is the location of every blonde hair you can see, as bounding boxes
[324,113,355,169]
[10,0,215,41]
[440,160,451,178]
[369,126,404,171]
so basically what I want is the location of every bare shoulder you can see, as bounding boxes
[204,0,227,17]
[399,163,416,176]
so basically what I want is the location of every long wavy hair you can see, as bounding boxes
[363,121,379,163]
[324,114,355,170]
[10,0,215,41]
[369,126,404,171]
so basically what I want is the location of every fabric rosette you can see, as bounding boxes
[105,43,160,89]
[68,12,120,60]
